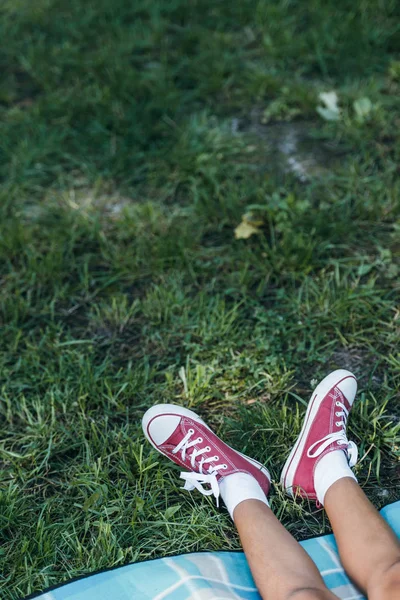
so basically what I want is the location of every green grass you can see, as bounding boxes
[1,0,400,597]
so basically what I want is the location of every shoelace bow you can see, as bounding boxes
[307,399,358,467]
[172,428,228,506]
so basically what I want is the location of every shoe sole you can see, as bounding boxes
[142,403,271,483]
[280,370,356,497]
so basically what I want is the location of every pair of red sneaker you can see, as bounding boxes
[142,370,358,506]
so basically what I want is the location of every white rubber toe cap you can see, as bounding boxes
[335,371,357,406]
[142,407,180,445]
[142,404,207,448]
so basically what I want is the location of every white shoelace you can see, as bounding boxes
[307,400,358,467]
[172,428,228,506]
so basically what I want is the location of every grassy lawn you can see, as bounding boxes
[1,0,400,597]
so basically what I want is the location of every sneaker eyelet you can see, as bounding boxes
[205,446,211,452]
[335,412,340,417]
[188,428,195,435]
[335,421,341,427]
[222,464,228,469]
[335,401,341,407]
[213,456,219,461]
[197,437,203,443]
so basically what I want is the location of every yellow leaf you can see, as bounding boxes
[234,221,261,239]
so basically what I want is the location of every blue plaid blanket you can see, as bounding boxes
[32,501,400,600]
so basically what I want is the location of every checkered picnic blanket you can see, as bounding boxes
[32,501,400,600]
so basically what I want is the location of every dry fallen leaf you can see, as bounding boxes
[317,90,340,121]
[319,91,339,112]
[234,221,261,239]
[234,212,264,239]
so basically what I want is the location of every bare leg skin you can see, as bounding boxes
[234,500,338,600]
[324,478,400,600]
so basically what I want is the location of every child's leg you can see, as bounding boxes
[280,369,400,600]
[234,499,338,600]
[142,404,336,600]
[324,478,400,600]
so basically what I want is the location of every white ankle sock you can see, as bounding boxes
[219,472,269,519]
[314,450,357,505]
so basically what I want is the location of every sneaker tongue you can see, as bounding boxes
[163,420,213,470]
[163,418,200,450]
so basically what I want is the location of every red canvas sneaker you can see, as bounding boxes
[142,404,271,506]
[280,370,358,501]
